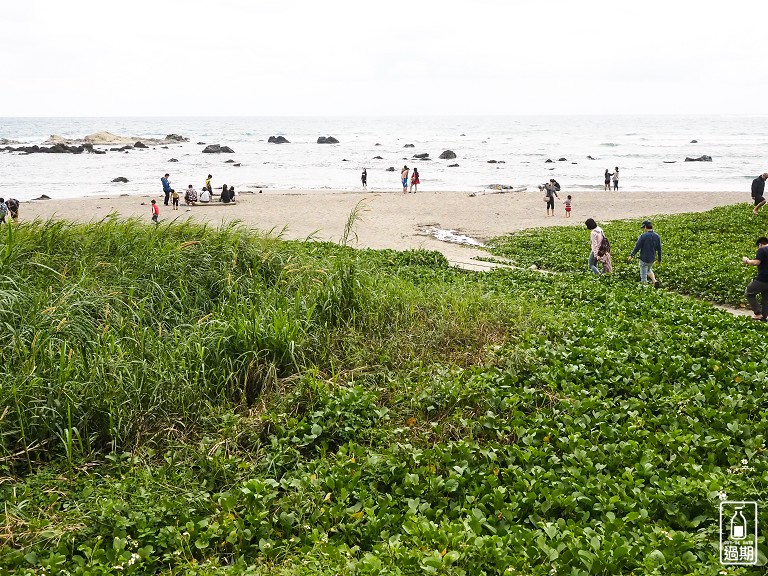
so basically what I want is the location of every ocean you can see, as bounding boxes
[0,115,766,201]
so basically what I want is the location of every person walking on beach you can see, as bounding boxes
[751,173,767,215]
[161,173,171,206]
[151,199,159,224]
[401,165,410,193]
[604,169,613,191]
[742,236,768,320]
[613,167,620,191]
[361,168,367,188]
[171,189,179,210]
[563,194,572,218]
[410,168,420,193]
[543,180,559,216]
[585,218,612,274]
[629,220,662,287]
[741,236,768,322]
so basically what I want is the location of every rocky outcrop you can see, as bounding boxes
[545,159,554,163]
[448,163,459,167]
[165,134,189,142]
[203,144,234,153]
[32,194,51,200]
[225,159,235,163]
[268,136,290,144]
[413,153,429,159]
[558,157,567,162]
[4,143,86,154]
[373,156,383,160]
[439,150,456,160]
[112,177,129,183]
[684,155,712,162]
[169,158,178,162]
[404,143,415,148]
[587,155,596,160]
[317,136,339,144]
[487,160,498,164]
[386,167,395,171]
[690,140,698,143]
[134,141,148,149]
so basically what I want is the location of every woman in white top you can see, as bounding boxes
[200,189,212,203]
[613,167,620,191]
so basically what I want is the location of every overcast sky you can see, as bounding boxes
[2,0,767,116]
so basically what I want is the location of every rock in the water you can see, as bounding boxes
[203,144,222,153]
[413,153,429,159]
[165,134,189,142]
[197,141,205,145]
[373,155,383,160]
[545,159,554,163]
[375,143,382,146]
[439,150,457,160]
[558,157,567,162]
[460,133,466,136]
[386,166,395,171]
[404,143,415,148]
[317,136,339,144]
[134,141,148,149]
[225,159,235,163]
[112,177,129,183]
[233,163,241,167]
[32,194,51,200]
[690,140,698,143]
[684,155,712,162]
[448,163,459,167]
[487,160,497,164]
[168,158,178,162]
[220,146,235,153]
[663,161,677,164]
[587,155,596,160]
[161,146,168,149]
[94,149,106,154]
[268,136,290,144]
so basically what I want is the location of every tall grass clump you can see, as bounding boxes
[0,218,545,468]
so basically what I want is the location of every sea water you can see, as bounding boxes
[0,115,766,201]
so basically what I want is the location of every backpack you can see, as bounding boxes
[554,181,561,192]
[597,233,611,257]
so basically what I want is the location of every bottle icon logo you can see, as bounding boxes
[730,507,747,540]
[720,501,758,565]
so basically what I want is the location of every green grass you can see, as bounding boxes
[1,210,768,575]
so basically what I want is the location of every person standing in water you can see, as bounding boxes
[604,169,613,191]
[361,168,367,188]
[401,165,410,194]
[613,167,620,191]
[410,168,420,193]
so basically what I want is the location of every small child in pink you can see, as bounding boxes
[151,199,159,224]
[563,195,572,218]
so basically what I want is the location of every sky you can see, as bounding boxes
[1,0,767,117]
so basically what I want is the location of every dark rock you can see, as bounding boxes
[161,146,168,149]
[317,136,339,144]
[413,153,429,159]
[165,134,189,142]
[439,150,457,160]
[663,161,677,164]
[587,155,596,160]
[93,149,106,154]
[558,157,567,162]
[342,159,349,162]
[233,163,241,167]
[203,144,222,153]
[134,141,148,149]
[373,155,383,160]
[572,162,578,165]
[545,159,554,163]
[498,160,505,164]
[268,136,290,144]
[487,160,497,164]
[169,158,178,162]
[404,143,415,148]
[225,159,235,163]
[386,167,395,171]
[375,143,382,146]
[110,147,122,152]
[460,133,466,136]
[32,194,51,200]
[197,141,205,145]
[684,155,712,162]
[448,163,459,167]
[420,158,431,161]
[83,143,94,151]
[220,146,235,153]
[690,140,698,143]
[112,177,129,183]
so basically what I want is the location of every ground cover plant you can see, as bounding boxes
[1,214,767,575]
[488,204,763,305]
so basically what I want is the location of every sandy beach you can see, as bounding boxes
[22,190,745,269]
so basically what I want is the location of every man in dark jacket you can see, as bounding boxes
[751,173,768,214]
[628,220,662,287]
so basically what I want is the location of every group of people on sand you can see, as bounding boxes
[401,166,420,193]
[159,173,237,215]
[0,197,20,223]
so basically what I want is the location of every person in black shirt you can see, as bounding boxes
[751,173,768,214]
[742,236,768,320]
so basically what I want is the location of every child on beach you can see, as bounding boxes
[171,189,179,210]
[151,199,159,224]
[563,195,572,217]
